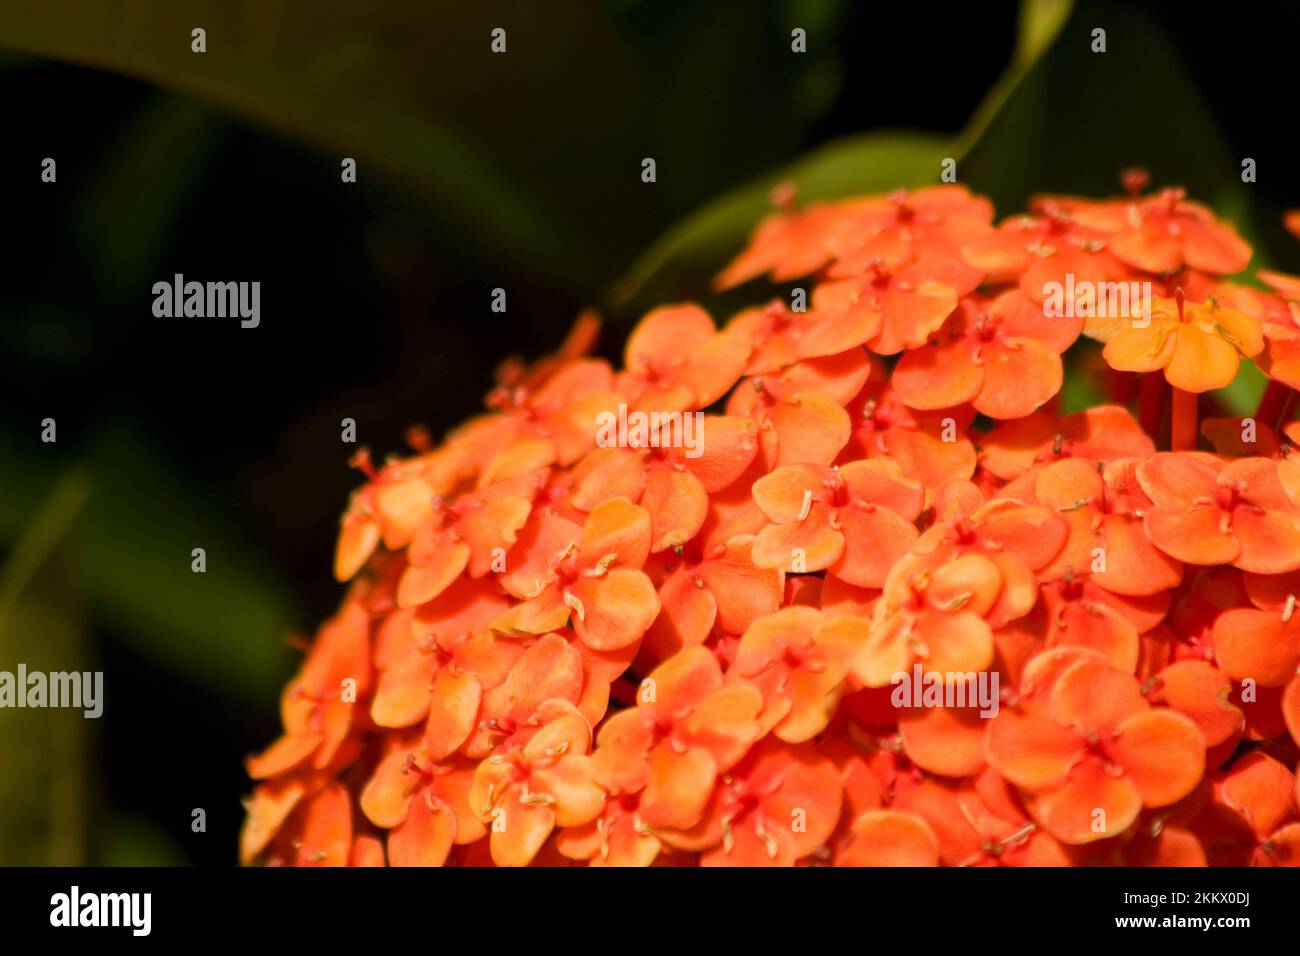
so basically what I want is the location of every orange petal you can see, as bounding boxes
[831,504,919,588]
[360,749,420,828]
[752,510,844,573]
[851,611,918,689]
[921,609,997,675]
[1107,709,1205,807]
[1219,751,1297,837]
[899,704,988,778]
[388,790,456,867]
[699,536,784,635]
[839,459,925,519]
[497,513,581,599]
[751,464,828,522]
[1179,216,1252,273]
[530,755,606,827]
[499,633,584,719]
[976,501,1069,571]
[1136,452,1220,510]
[733,606,824,678]
[992,287,1081,353]
[676,331,752,408]
[1033,457,1103,509]
[335,511,380,582]
[677,416,760,492]
[590,709,654,794]
[1044,599,1140,674]
[893,782,985,865]
[752,742,844,856]
[1049,658,1148,734]
[1110,218,1181,274]
[240,776,309,863]
[1144,506,1239,567]
[374,478,435,550]
[643,568,717,660]
[246,732,321,780]
[425,668,482,760]
[642,465,708,552]
[397,539,470,608]
[892,338,983,410]
[1025,757,1142,844]
[1167,324,1241,392]
[873,282,961,355]
[802,280,885,357]
[700,819,797,867]
[349,834,386,867]
[983,699,1082,791]
[769,393,851,467]
[1102,320,1177,374]
[676,683,765,770]
[777,665,849,743]
[1212,607,1300,686]
[836,810,940,866]
[460,497,531,576]
[1231,507,1300,574]
[1125,826,1207,867]
[280,781,353,866]
[640,746,718,831]
[490,588,571,638]
[1284,677,1300,749]
[975,337,1062,419]
[570,568,660,651]
[1148,661,1243,748]
[625,304,716,371]
[652,645,725,712]
[1094,513,1183,597]
[569,448,645,511]
[370,633,434,729]
[580,497,652,570]
[489,788,556,867]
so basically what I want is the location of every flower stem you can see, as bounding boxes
[1109,369,1139,404]
[1255,379,1294,430]
[1171,387,1198,451]
[1138,373,1166,441]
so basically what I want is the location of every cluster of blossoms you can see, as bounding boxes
[242,171,1300,867]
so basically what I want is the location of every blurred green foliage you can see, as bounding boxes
[0,475,93,864]
[0,0,854,298]
[612,0,1073,313]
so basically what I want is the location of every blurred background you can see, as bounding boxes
[0,0,1297,865]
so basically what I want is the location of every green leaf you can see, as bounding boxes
[1015,0,1074,65]
[608,131,950,315]
[76,424,301,704]
[0,0,589,292]
[102,813,189,866]
[73,94,226,302]
[959,1,1268,271]
[1220,360,1269,419]
[0,424,299,704]
[1059,342,1108,415]
[0,473,93,865]
[607,0,1074,315]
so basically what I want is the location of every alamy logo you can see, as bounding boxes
[0,664,102,718]
[1042,274,1152,327]
[595,403,704,459]
[50,886,151,936]
[890,665,1000,718]
[152,273,260,328]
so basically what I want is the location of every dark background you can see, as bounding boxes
[0,0,1296,864]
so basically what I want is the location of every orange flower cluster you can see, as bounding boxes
[243,175,1300,867]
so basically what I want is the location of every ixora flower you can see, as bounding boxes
[244,173,1300,867]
